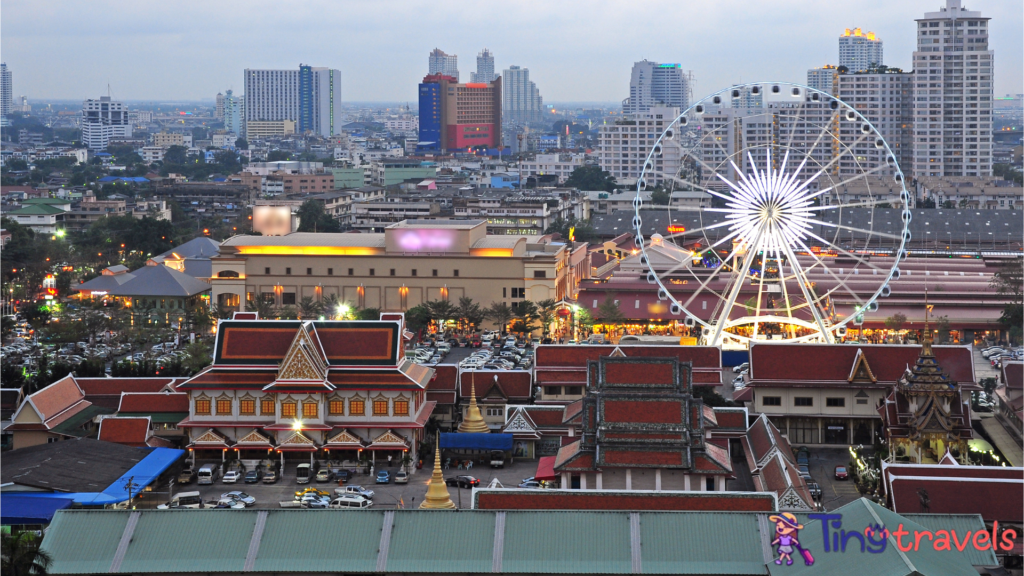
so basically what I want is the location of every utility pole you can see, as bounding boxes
[123,475,140,509]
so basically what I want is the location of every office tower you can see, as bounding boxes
[597,106,685,185]
[835,70,914,175]
[215,92,225,120]
[244,65,341,138]
[839,28,884,72]
[81,96,133,150]
[224,89,244,137]
[911,0,993,177]
[1,63,11,117]
[471,49,496,83]
[622,60,690,115]
[730,85,763,109]
[428,49,459,82]
[807,65,838,94]
[502,65,544,123]
[418,74,501,151]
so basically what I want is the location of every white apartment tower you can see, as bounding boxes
[471,49,496,83]
[622,61,690,115]
[835,71,915,176]
[807,66,838,94]
[597,106,684,185]
[81,96,133,150]
[224,89,244,138]
[502,65,544,123]
[911,0,993,177]
[839,28,884,72]
[215,92,225,120]
[1,63,11,117]
[244,66,340,138]
[428,49,459,81]
[245,68,300,134]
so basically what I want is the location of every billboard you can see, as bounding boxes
[253,206,295,236]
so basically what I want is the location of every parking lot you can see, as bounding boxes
[802,447,862,510]
[151,458,546,510]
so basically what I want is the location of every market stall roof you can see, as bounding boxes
[439,432,513,451]
[0,495,73,525]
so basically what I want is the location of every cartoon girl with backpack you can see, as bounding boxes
[770,512,814,566]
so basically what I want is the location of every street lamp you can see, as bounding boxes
[337,304,350,320]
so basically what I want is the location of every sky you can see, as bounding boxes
[2,0,1022,104]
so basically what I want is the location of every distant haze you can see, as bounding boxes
[2,0,1021,103]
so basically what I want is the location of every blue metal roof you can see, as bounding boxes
[440,433,513,450]
[0,495,74,525]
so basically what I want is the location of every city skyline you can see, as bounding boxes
[1,0,1020,103]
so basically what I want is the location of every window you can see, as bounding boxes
[260,398,275,416]
[826,398,845,407]
[369,269,375,276]
[281,401,297,418]
[328,399,345,415]
[503,287,507,298]
[453,269,459,277]
[511,287,525,298]
[302,402,318,418]
[327,268,333,275]
[373,400,389,416]
[486,407,504,416]
[348,268,354,276]
[544,386,562,396]
[349,399,365,415]
[307,268,312,275]
[762,396,782,406]
[195,397,211,415]
[432,269,438,277]
[282,292,296,305]
[534,270,546,278]
[794,397,814,407]
[789,418,819,444]
[286,267,292,275]
[216,398,232,415]
[411,269,417,277]
[566,386,583,395]
[390,269,396,276]
[856,398,868,405]
[264,267,270,275]
[240,398,255,415]
[394,400,409,416]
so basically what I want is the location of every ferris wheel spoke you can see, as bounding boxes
[792,237,867,307]
[802,218,902,240]
[801,165,889,202]
[803,230,889,272]
[802,198,900,212]
[780,239,833,342]
[710,225,767,345]
[663,218,734,241]
[678,230,753,311]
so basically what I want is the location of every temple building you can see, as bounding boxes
[553,355,733,491]
[176,314,434,470]
[878,321,974,464]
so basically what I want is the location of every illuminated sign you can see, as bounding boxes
[253,206,294,237]
[396,229,455,251]
[91,291,108,296]
[667,225,686,233]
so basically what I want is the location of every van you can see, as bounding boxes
[296,463,312,484]
[329,494,372,509]
[436,343,451,353]
[158,491,204,509]
[197,463,220,485]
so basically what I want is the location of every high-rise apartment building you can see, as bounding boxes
[428,49,459,82]
[730,85,763,109]
[244,66,341,138]
[471,49,496,83]
[835,71,915,176]
[911,0,993,177]
[807,65,838,94]
[224,89,244,137]
[1,63,11,117]
[81,96,133,150]
[622,61,690,115]
[597,106,685,185]
[839,28,884,72]
[418,74,501,152]
[215,92,225,120]
[502,65,544,123]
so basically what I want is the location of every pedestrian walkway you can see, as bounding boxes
[979,414,1023,467]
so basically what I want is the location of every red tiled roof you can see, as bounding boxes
[474,490,777,511]
[117,392,189,413]
[713,408,748,429]
[459,370,531,400]
[97,416,151,447]
[759,454,788,492]
[27,375,85,421]
[747,417,774,464]
[884,463,1024,523]
[750,343,975,383]
[523,407,569,428]
[535,344,720,368]
[429,365,458,391]
[426,391,456,405]
[562,400,583,424]
[1003,361,1023,390]
[76,378,174,396]
[180,369,276,388]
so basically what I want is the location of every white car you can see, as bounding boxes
[300,494,330,508]
[733,362,750,374]
[222,471,242,484]
[395,470,409,484]
[220,491,256,506]
[329,494,372,508]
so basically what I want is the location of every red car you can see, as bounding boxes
[834,465,849,480]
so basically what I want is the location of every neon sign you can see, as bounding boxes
[396,229,455,251]
[667,225,686,233]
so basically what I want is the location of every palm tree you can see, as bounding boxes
[536,299,558,337]
[298,296,319,320]
[484,302,514,336]
[456,297,484,333]
[321,294,340,319]
[246,295,275,319]
[2,532,52,576]
[426,299,458,335]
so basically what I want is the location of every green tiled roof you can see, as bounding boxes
[7,203,66,215]
[51,405,114,437]
[503,511,632,574]
[118,510,256,573]
[386,511,494,573]
[42,510,128,575]
[254,510,382,573]
[642,511,767,574]
[901,514,999,568]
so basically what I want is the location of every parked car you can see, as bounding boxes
[336,485,375,500]
[330,494,372,509]
[797,465,812,480]
[796,452,809,466]
[445,475,480,488]
[315,469,335,483]
[301,495,330,509]
[177,467,196,484]
[211,498,246,509]
[294,487,331,499]
[733,362,750,373]
[220,491,256,506]
[489,450,506,468]
[222,471,242,484]
[807,482,822,500]
[244,470,262,484]
[834,465,849,480]
[262,470,278,484]
[375,470,391,484]
[395,470,409,484]
[157,491,203,509]
[518,480,542,489]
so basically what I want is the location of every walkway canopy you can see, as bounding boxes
[439,433,513,451]
[535,456,557,481]
[0,495,73,525]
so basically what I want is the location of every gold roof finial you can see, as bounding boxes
[419,436,456,509]
[922,288,935,351]
[458,371,491,433]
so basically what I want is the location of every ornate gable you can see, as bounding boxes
[848,349,877,383]
[190,428,230,447]
[369,429,409,448]
[502,408,540,439]
[779,486,814,511]
[236,429,273,447]
[278,430,316,447]
[278,326,328,380]
[326,429,365,447]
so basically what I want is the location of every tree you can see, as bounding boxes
[353,307,381,321]
[456,297,484,332]
[266,150,292,162]
[298,296,319,319]
[884,313,907,332]
[543,216,597,243]
[596,296,626,326]
[511,300,541,336]
[564,165,616,192]
[235,138,249,150]
[934,315,951,344]
[163,145,189,165]
[425,299,458,334]
[991,259,1024,343]
[321,294,340,319]
[650,188,671,207]
[246,294,275,319]
[404,304,432,333]
[2,531,52,576]
[296,200,342,233]
[536,299,558,336]
[484,302,514,335]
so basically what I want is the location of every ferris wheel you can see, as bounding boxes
[632,82,911,347]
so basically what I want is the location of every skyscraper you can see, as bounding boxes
[911,0,993,177]
[622,60,690,115]
[839,28,884,72]
[428,49,459,82]
[215,92,225,120]
[418,74,501,152]
[1,63,11,117]
[81,96,132,150]
[223,89,244,138]
[244,65,341,138]
[807,65,838,94]
[471,49,496,83]
[835,70,914,176]
[502,65,544,123]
